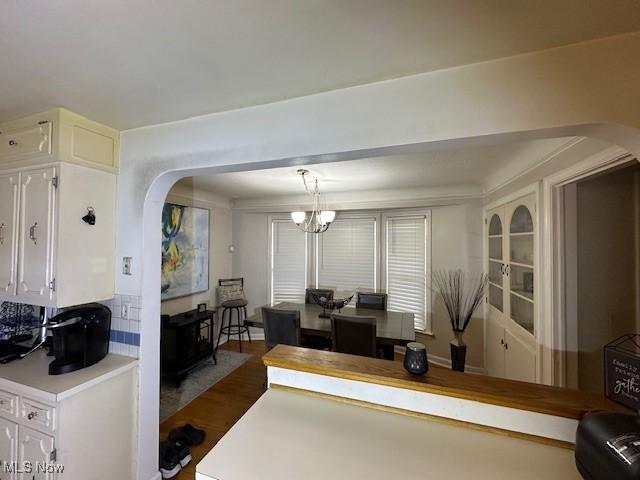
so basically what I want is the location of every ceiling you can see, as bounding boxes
[1,1,639,129]
[177,137,572,200]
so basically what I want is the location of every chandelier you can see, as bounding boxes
[290,169,336,233]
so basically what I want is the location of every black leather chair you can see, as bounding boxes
[330,313,377,358]
[305,288,334,305]
[216,278,251,352]
[356,292,387,310]
[262,307,301,350]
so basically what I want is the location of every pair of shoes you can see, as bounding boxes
[159,440,192,479]
[168,423,206,446]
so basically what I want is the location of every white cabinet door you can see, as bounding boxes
[486,316,505,378]
[504,329,537,383]
[0,417,18,480]
[17,167,56,303]
[0,173,19,296]
[18,426,55,480]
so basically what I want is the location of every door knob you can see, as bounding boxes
[8,140,17,146]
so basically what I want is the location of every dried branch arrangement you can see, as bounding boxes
[432,270,489,333]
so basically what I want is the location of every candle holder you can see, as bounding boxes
[404,342,428,375]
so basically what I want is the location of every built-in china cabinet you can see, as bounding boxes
[486,193,537,383]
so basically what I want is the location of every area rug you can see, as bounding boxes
[160,349,251,422]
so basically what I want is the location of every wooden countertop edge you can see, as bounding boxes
[263,346,627,420]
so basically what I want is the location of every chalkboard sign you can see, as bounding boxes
[605,335,640,411]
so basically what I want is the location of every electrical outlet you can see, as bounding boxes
[121,303,130,319]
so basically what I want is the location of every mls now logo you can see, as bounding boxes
[3,461,64,475]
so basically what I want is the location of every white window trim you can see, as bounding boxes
[381,209,432,334]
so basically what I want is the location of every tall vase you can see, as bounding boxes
[450,331,467,372]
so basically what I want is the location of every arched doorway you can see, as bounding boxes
[134,126,640,479]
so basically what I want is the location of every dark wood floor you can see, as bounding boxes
[159,340,268,479]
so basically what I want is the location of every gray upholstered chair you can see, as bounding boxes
[262,307,301,350]
[305,288,334,305]
[330,313,377,358]
[356,291,387,310]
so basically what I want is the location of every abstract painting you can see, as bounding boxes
[161,203,209,300]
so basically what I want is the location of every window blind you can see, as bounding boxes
[271,219,307,303]
[316,217,376,291]
[386,215,429,331]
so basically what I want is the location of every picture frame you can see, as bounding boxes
[161,203,210,301]
[197,303,207,313]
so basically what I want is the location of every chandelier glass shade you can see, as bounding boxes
[291,170,336,234]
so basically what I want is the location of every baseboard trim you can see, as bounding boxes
[148,472,162,480]
[218,332,265,344]
[394,346,486,375]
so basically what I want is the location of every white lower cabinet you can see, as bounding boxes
[486,315,536,383]
[0,361,137,480]
[0,417,18,480]
[18,426,55,480]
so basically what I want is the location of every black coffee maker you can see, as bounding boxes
[48,304,111,375]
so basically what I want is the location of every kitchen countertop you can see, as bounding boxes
[0,349,137,403]
[196,388,580,480]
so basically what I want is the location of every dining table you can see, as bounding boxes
[245,302,416,350]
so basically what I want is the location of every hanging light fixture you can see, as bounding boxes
[291,169,336,233]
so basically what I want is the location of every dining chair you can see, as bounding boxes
[330,313,377,358]
[305,288,334,305]
[356,292,387,310]
[262,307,302,350]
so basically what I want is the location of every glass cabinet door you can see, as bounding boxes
[508,200,534,334]
[487,211,504,312]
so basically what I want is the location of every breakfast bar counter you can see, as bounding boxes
[196,387,579,480]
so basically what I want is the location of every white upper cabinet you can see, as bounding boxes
[17,168,56,304]
[0,173,19,296]
[0,122,51,162]
[0,109,118,308]
[0,109,119,173]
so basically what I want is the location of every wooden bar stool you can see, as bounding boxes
[215,278,251,352]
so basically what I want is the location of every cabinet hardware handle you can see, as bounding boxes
[500,263,505,274]
[500,338,504,345]
[29,222,38,245]
[504,343,509,350]
[505,264,511,276]
[8,140,17,146]
[27,411,38,420]
[0,223,4,245]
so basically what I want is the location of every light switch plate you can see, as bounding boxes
[122,257,133,275]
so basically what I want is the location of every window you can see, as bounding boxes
[315,216,377,291]
[270,218,307,303]
[385,213,431,332]
[269,210,431,333]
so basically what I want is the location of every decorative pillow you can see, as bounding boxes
[217,285,245,304]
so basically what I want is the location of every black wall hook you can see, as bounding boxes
[82,207,96,225]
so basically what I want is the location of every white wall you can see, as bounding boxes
[122,32,640,480]
[160,182,233,316]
